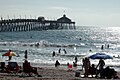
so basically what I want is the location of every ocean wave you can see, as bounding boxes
[0,40,82,48]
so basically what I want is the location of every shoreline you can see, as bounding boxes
[0,66,120,80]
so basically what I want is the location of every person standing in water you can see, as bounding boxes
[101,45,104,50]
[58,48,61,53]
[55,60,60,67]
[52,51,55,57]
[107,44,109,48]
[63,49,67,54]
[24,50,28,59]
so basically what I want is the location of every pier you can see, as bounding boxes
[0,14,75,32]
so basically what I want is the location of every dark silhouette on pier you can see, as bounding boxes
[0,14,75,32]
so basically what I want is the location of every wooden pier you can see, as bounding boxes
[0,14,75,32]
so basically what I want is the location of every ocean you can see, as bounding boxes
[0,26,120,70]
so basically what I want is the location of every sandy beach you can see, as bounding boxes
[0,66,120,80]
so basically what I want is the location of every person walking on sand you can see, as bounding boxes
[24,50,28,59]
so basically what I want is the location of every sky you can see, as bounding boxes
[0,0,120,27]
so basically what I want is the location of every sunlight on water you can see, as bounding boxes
[0,26,120,70]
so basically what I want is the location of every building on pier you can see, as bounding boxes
[57,14,75,29]
[0,14,75,32]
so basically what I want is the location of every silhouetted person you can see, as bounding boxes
[89,49,92,52]
[30,36,32,38]
[89,64,97,77]
[24,50,28,59]
[0,62,5,72]
[35,43,39,47]
[52,51,55,57]
[107,44,109,48]
[100,66,118,79]
[55,60,60,67]
[23,60,41,77]
[96,59,105,77]
[75,56,78,63]
[58,48,61,53]
[73,62,77,67]
[82,58,85,71]
[63,49,67,54]
[9,49,11,52]
[96,59,105,71]
[101,45,104,50]
[83,57,91,77]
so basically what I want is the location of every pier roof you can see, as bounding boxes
[57,14,71,22]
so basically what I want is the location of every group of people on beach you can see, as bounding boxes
[1,49,42,77]
[82,57,119,79]
[3,48,119,79]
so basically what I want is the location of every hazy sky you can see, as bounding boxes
[0,0,120,27]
